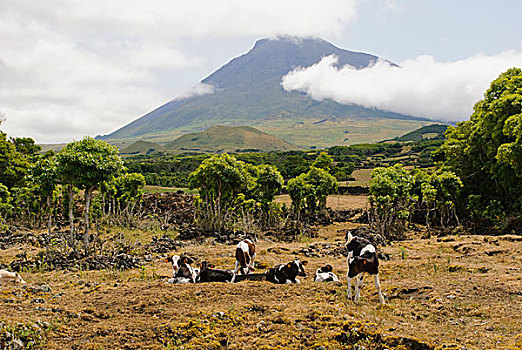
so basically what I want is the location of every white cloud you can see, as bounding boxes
[281,52,522,121]
[0,0,359,143]
[173,83,217,101]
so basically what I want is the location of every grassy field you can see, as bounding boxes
[1,196,521,349]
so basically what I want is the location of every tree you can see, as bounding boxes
[0,131,31,189]
[189,154,252,232]
[114,173,146,223]
[0,183,11,230]
[368,164,414,240]
[255,164,284,227]
[434,68,522,219]
[57,137,124,252]
[312,152,333,171]
[29,156,58,253]
[287,166,338,217]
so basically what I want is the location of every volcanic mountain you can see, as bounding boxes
[99,37,431,148]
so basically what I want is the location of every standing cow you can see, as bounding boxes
[230,239,256,283]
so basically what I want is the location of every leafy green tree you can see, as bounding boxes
[114,173,146,221]
[434,68,522,218]
[369,164,414,240]
[0,183,11,230]
[57,137,124,252]
[0,132,31,189]
[312,152,333,171]
[29,156,58,243]
[189,154,252,231]
[287,166,338,217]
[255,164,284,209]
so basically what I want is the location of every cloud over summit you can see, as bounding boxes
[282,51,522,122]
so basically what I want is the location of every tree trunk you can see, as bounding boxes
[83,187,94,254]
[68,183,76,255]
[46,194,52,259]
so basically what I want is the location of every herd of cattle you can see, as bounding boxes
[0,232,384,303]
[166,231,385,304]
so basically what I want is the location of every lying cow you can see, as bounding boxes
[166,255,199,284]
[231,239,256,283]
[345,231,385,304]
[0,269,27,286]
[266,259,308,284]
[197,261,233,283]
[314,264,339,282]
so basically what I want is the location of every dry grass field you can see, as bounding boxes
[1,196,521,349]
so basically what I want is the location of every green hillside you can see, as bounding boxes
[392,124,449,142]
[120,140,165,155]
[166,125,299,153]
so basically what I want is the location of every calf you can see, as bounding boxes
[314,264,339,282]
[231,239,256,283]
[197,261,233,283]
[0,269,27,286]
[345,231,385,303]
[166,255,198,284]
[266,259,308,284]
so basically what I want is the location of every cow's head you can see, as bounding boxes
[287,259,308,277]
[199,261,215,271]
[166,255,195,272]
[317,264,333,274]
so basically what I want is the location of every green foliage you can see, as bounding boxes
[57,137,125,251]
[254,164,284,207]
[287,166,338,216]
[114,173,146,207]
[0,131,32,189]
[188,153,284,232]
[312,152,332,171]
[369,164,462,240]
[434,68,522,218]
[57,137,124,190]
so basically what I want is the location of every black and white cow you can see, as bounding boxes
[266,259,308,284]
[197,261,234,283]
[345,231,385,303]
[314,264,339,282]
[231,239,256,283]
[166,255,199,284]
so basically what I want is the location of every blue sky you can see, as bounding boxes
[1,0,521,143]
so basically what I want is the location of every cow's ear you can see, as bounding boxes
[302,261,308,266]
[180,256,188,264]
[362,259,367,265]
[209,264,215,268]
[165,257,171,263]
[287,263,292,268]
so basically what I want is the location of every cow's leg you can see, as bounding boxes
[248,252,256,273]
[374,274,385,304]
[354,274,363,303]
[230,261,240,283]
[347,271,352,301]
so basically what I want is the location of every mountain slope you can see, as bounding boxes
[166,125,299,153]
[99,37,431,148]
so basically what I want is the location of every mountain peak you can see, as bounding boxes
[100,37,429,148]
